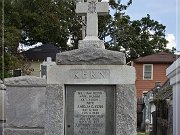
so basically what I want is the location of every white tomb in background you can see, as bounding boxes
[166,57,180,135]
[40,57,56,79]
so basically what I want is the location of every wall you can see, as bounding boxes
[0,81,6,135]
[134,63,171,97]
[4,76,46,135]
[30,61,42,77]
[0,81,5,121]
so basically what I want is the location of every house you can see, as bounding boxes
[21,43,61,77]
[131,52,178,97]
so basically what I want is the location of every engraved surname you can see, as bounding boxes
[71,69,110,79]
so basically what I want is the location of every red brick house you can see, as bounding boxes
[131,52,178,97]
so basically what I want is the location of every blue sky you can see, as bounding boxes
[124,0,180,52]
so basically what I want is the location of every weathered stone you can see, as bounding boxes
[56,48,125,65]
[0,90,6,121]
[0,80,6,90]
[45,84,137,135]
[4,128,44,135]
[45,85,64,135]
[5,76,46,128]
[5,76,46,86]
[78,40,105,49]
[0,80,6,121]
[76,0,108,49]
[116,84,137,135]
[47,65,135,85]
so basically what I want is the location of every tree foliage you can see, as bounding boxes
[14,0,82,50]
[0,0,175,78]
[110,14,172,61]
[0,0,22,78]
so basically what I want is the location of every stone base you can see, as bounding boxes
[78,40,105,49]
[45,84,137,135]
[4,128,44,135]
[56,48,125,65]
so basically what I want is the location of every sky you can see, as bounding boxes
[124,0,180,52]
[102,0,180,52]
[21,0,180,53]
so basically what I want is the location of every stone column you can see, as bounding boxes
[0,80,6,134]
[166,57,180,135]
[0,80,6,121]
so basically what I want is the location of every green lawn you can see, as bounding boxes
[137,133,149,135]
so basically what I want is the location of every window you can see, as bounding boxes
[13,69,22,77]
[143,64,153,80]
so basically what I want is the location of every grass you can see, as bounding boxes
[137,133,149,135]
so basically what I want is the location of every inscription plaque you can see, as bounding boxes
[74,91,106,135]
[65,85,115,135]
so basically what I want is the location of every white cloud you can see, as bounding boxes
[166,34,176,49]
[101,0,109,2]
[175,52,180,55]
[67,36,73,47]
[18,42,42,52]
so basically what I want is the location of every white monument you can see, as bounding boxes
[45,0,137,135]
[76,0,109,49]
[166,57,180,135]
[3,0,136,135]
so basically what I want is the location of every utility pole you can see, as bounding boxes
[82,16,86,39]
[114,8,117,47]
[80,0,86,39]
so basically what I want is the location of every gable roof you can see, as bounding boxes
[133,52,179,64]
[21,43,61,61]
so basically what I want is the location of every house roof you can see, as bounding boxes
[133,52,179,64]
[21,43,61,61]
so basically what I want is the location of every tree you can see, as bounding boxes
[0,0,21,78]
[1,0,175,78]
[110,14,172,61]
[3,0,133,51]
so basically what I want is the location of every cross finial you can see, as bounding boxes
[76,0,109,41]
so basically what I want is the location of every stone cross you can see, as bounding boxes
[76,0,109,40]
[40,57,55,79]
